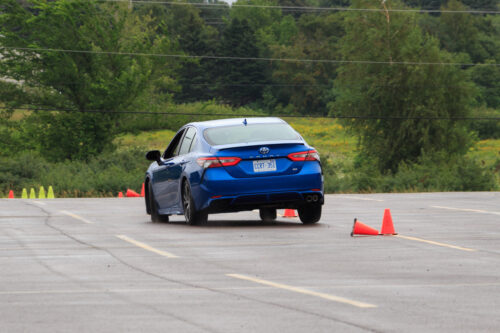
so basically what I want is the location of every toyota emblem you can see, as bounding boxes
[259,147,270,155]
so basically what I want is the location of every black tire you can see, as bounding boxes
[298,204,321,224]
[182,181,208,225]
[148,182,169,223]
[259,208,277,222]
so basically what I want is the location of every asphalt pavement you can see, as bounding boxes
[1,192,499,332]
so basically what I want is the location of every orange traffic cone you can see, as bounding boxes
[126,189,140,197]
[140,183,145,197]
[283,209,297,218]
[380,209,397,235]
[8,190,14,199]
[351,218,379,237]
[118,191,124,198]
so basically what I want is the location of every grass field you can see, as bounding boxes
[114,118,358,155]
[115,118,499,187]
[469,139,500,170]
[115,129,177,152]
[114,118,500,164]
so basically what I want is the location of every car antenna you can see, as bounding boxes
[243,118,247,126]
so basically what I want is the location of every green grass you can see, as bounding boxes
[114,129,176,152]
[287,118,357,155]
[114,117,357,153]
[468,139,500,186]
[468,139,500,168]
[115,117,358,161]
[115,118,500,170]
[115,118,500,190]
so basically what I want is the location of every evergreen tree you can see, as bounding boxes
[319,0,351,7]
[271,13,344,115]
[461,0,499,11]
[437,0,489,63]
[165,4,220,102]
[216,18,268,106]
[402,0,445,10]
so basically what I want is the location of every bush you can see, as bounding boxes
[0,148,150,197]
[468,107,500,139]
[345,151,498,192]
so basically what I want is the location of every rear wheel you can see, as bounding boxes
[148,182,169,223]
[182,181,208,225]
[259,208,277,222]
[298,204,321,224]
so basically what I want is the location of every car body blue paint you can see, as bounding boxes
[145,117,324,217]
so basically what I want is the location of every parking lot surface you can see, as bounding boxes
[1,192,499,332]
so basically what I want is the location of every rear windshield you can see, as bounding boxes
[204,123,301,146]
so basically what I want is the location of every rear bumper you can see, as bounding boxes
[192,163,324,212]
[205,190,323,213]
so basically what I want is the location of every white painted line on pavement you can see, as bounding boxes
[226,273,377,308]
[116,235,178,258]
[431,205,500,216]
[395,235,477,252]
[60,210,94,224]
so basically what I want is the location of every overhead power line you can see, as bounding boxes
[99,0,500,14]
[38,82,331,87]
[2,107,499,121]
[2,46,499,67]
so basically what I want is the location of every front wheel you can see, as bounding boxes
[182,181,208,225]
[298,204,321,224]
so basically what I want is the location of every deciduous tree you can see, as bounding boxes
[0,0,174,161]
[331,0,476,172]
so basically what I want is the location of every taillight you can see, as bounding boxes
[287,150,320,161]
[196,157,241,169]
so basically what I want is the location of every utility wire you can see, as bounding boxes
[2,107,498,121]
[30,82,331,87]
[98,0,500,14]
[2,46,499,67]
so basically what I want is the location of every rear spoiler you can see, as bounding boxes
[211,140,305,151]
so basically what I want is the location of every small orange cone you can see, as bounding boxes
[351,218,379,236]
[380,209,397,235]
[118,191,124,198]
[8,190,14,199]
[126,189,140,197]
[140,183,145,197]
[283,209,297,218]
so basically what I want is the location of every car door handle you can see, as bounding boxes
[179,160,188,165]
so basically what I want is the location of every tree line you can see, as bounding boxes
[1,0,499,179]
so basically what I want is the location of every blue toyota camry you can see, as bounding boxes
[145,117,324,225]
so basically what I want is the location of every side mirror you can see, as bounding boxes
[145,150,162,165]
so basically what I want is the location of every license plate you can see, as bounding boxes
[253,159,277,173]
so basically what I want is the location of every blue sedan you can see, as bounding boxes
[145,117,324,225]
